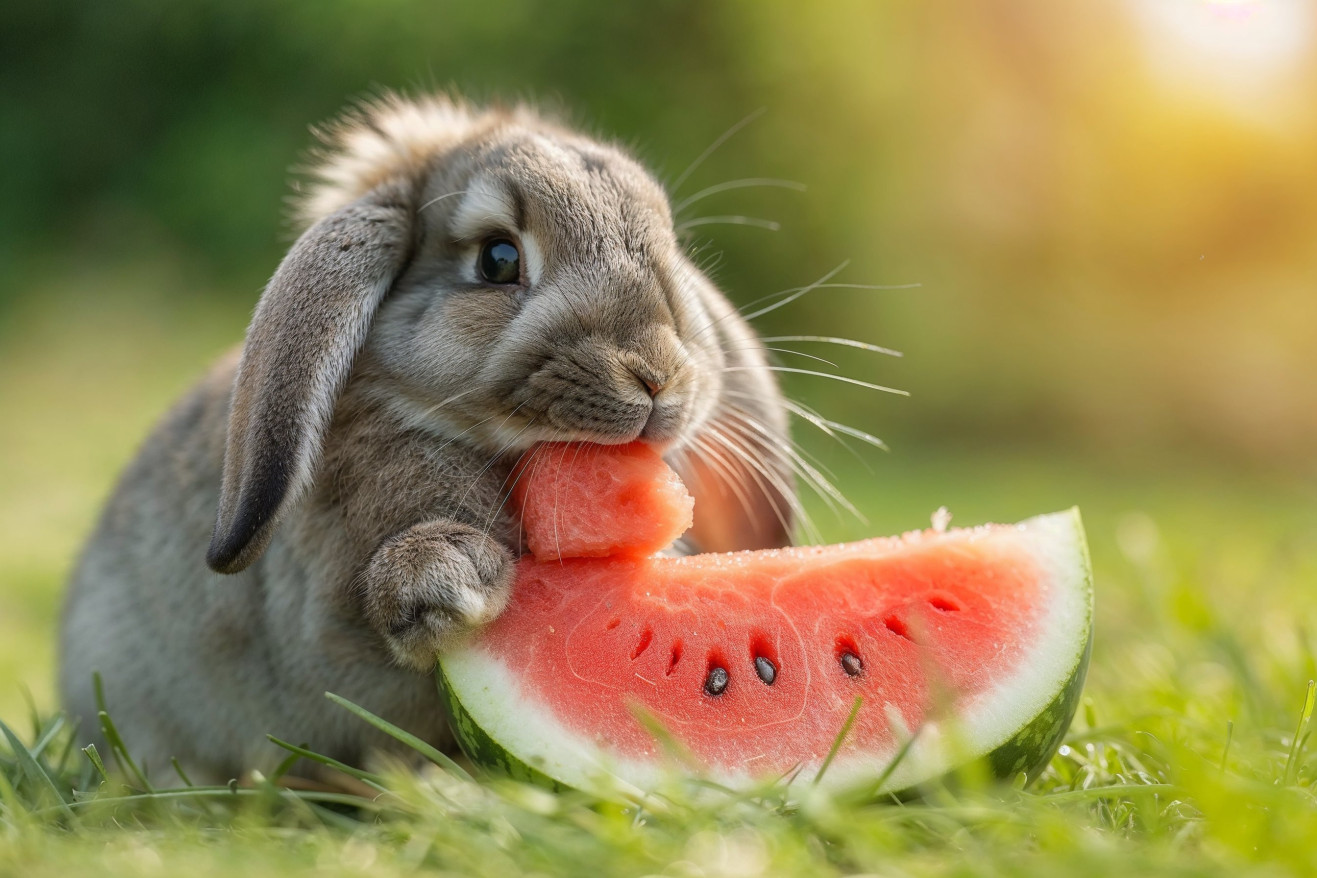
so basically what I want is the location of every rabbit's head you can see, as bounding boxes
[207,95,792,574]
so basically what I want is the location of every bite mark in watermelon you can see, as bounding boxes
[512,442,694,561]
[440,445,1093,795]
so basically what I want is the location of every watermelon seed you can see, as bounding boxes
[840,652,864,677]
[704,666,729,696]
[631,628,653,660]
[754,656,777,685]
[666,640,684,676]
[606,618,621,630]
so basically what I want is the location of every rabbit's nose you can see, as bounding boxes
[632,369,668,399]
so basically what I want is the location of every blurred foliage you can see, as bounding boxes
[3,0,1316,466]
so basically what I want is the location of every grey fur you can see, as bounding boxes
[59,94,796,783]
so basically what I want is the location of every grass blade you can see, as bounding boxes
[859,725,926,803]
[324,692,472,781]
[82,744,109,784]
[170,757,195,788]
[93,672,153,791]
[268,749,303,783]
[53,721,81,775]
[30,785,386,819]
[0,767,27,823]
[266,735,391,793]
[28,715,65,761]
[628,701,700,774]
[0,719,73,819]
[1039,783,1179,804]
[1283,679,1315,786]
[96,711,152,791]
[814,697,863,787]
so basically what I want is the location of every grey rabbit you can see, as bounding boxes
[59,94,797,784]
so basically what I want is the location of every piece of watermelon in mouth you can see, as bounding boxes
[444,443,1093,796]
[510,441,694,561]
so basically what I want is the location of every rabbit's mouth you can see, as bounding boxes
[471,346,706,452]
[492,391,696,452]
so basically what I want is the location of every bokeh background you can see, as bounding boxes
[2,0,1315,721]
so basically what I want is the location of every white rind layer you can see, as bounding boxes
[440,508,1094,794]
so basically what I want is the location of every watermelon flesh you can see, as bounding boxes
[440,444,1093,795]
[512,442,694,561]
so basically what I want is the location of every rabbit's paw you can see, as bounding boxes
[361,520,514,670]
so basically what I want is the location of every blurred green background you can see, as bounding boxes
[2,0,1315,721]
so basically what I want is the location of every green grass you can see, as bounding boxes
[3,288,1317,875]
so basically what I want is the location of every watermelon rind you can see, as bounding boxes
[437,508,1093,797]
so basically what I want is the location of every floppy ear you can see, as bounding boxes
[207,182,414,573]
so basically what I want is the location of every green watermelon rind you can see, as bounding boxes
[437,662,570,793]
[437,508,1093,798]
[985,631,1090,785]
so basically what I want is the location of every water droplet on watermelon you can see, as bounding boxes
[704,666,729,696]
[840,652,863,677]
[754,656,776,685]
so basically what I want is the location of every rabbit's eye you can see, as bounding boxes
[478,238,521,285]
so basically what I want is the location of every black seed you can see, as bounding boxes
[704,666,729,696]
[754,656,777,685]
[840,652,863,677]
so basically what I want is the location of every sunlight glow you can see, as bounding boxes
[1127,0,1313,111]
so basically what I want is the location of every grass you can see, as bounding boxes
[3,282,1317,875]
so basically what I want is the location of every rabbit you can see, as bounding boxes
[58,93,797,785]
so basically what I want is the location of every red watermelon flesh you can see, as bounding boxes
[512,442,694,561]
[440,443,1092,793]
[464,531,1041,774]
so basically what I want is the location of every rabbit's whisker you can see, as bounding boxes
[721,366,909,397]
[723,389,886,470]
[668,261,846,377]
[698,421,818,545]
[483,432,551,546]
[742,277,922,322]
[552,441,590,562]
[410,386,481,425]
[715,417,828,537]
[782,401,889,453]
[677,262,852,361]
[722,344,840,369]
[452,401,535,513]
[758,336,904,358]
[417,189,471,212]
[721,407,866,530]
[687,434,761,529]
[672,178,806,214]
[430,412,499,456]
[739,263,855,322]
[689,431,798,544]
[670,107,767,195]
[676,215,781,233]
[705,416,813,526]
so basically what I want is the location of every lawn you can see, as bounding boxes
[2,290,1316,876]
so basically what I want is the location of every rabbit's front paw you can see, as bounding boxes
[361,520,515,670]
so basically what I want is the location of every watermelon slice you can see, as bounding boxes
[439,447,1092,796]
[512,442,694,561]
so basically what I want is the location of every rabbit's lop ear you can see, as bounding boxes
[207,183,413,573]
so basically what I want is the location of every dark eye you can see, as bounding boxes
[478,238,521,285]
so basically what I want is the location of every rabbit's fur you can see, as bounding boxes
[59,94,795,783]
